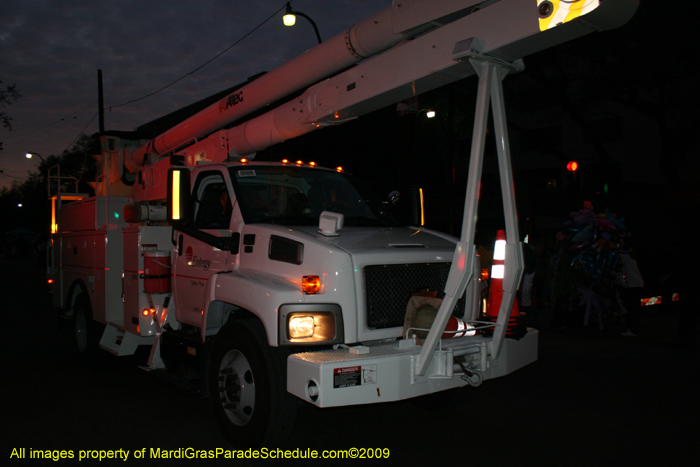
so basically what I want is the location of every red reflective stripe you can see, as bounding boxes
[641,296,661,306]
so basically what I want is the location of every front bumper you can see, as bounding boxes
[287,328,538,407]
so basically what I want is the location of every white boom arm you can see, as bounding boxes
[127,0,637,203]
[172,0,637,162]
[126,0,488,172]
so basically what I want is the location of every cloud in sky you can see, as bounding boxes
[0,0,384,188]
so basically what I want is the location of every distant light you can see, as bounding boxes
[336,166,344,172]
[283,13,296,26]
[17,203,22,207]
[426,110,436,118]
[567,161,578,172]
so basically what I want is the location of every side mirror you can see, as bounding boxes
[387,185,423,227]
[388,190,401,205]
[167,168,193,224]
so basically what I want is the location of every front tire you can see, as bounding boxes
[209,320,297,447]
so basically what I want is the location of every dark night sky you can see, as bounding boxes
[2,0,695,221]
[0,0,382,188]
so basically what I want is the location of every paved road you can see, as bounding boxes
[2,256,698,466]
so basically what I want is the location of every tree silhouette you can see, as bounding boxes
[0,134,96,234]
[0,81,21,152]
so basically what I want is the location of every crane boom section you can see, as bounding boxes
[126,0,489,172]
[191,0,638,158]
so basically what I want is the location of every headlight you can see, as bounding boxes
[289,315,315,338]
[279,304,343,346]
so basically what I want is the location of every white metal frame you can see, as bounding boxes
[416,55,525,376]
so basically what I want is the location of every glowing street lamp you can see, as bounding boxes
[25,152,45,163]
[283,2,322,44]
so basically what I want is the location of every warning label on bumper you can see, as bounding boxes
[333,365,377,388]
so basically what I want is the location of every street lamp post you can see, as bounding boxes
[283,2,322,44]
[25,152,45,163]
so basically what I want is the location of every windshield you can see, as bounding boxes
[229,165,400,227]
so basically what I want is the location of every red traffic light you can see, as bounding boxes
[566,161,578,172]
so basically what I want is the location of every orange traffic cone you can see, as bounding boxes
[486,230,520,336]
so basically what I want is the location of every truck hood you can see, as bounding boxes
[293,226,457,262]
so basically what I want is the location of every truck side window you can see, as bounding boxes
[193,173,232,229]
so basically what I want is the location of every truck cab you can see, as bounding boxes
[164,159,493,446]
[171,160,467,347]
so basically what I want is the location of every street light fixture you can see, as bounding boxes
[396,103,436,118]
[25,152,45,163]
[283,2,322,44]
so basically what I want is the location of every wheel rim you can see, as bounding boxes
[75,309,87,353]
[217,349,255,426]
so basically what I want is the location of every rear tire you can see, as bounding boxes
[209,320,297,447]
[73,293,104,362]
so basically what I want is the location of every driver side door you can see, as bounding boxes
[172,170,238,327]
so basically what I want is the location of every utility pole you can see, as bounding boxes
[98,69,105,133]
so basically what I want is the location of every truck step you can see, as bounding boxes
[99,324,153,356]
[147,368,202,397]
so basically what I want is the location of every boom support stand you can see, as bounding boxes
[415,56,525,376]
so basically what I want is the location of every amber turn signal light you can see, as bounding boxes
[302,275,320,294]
